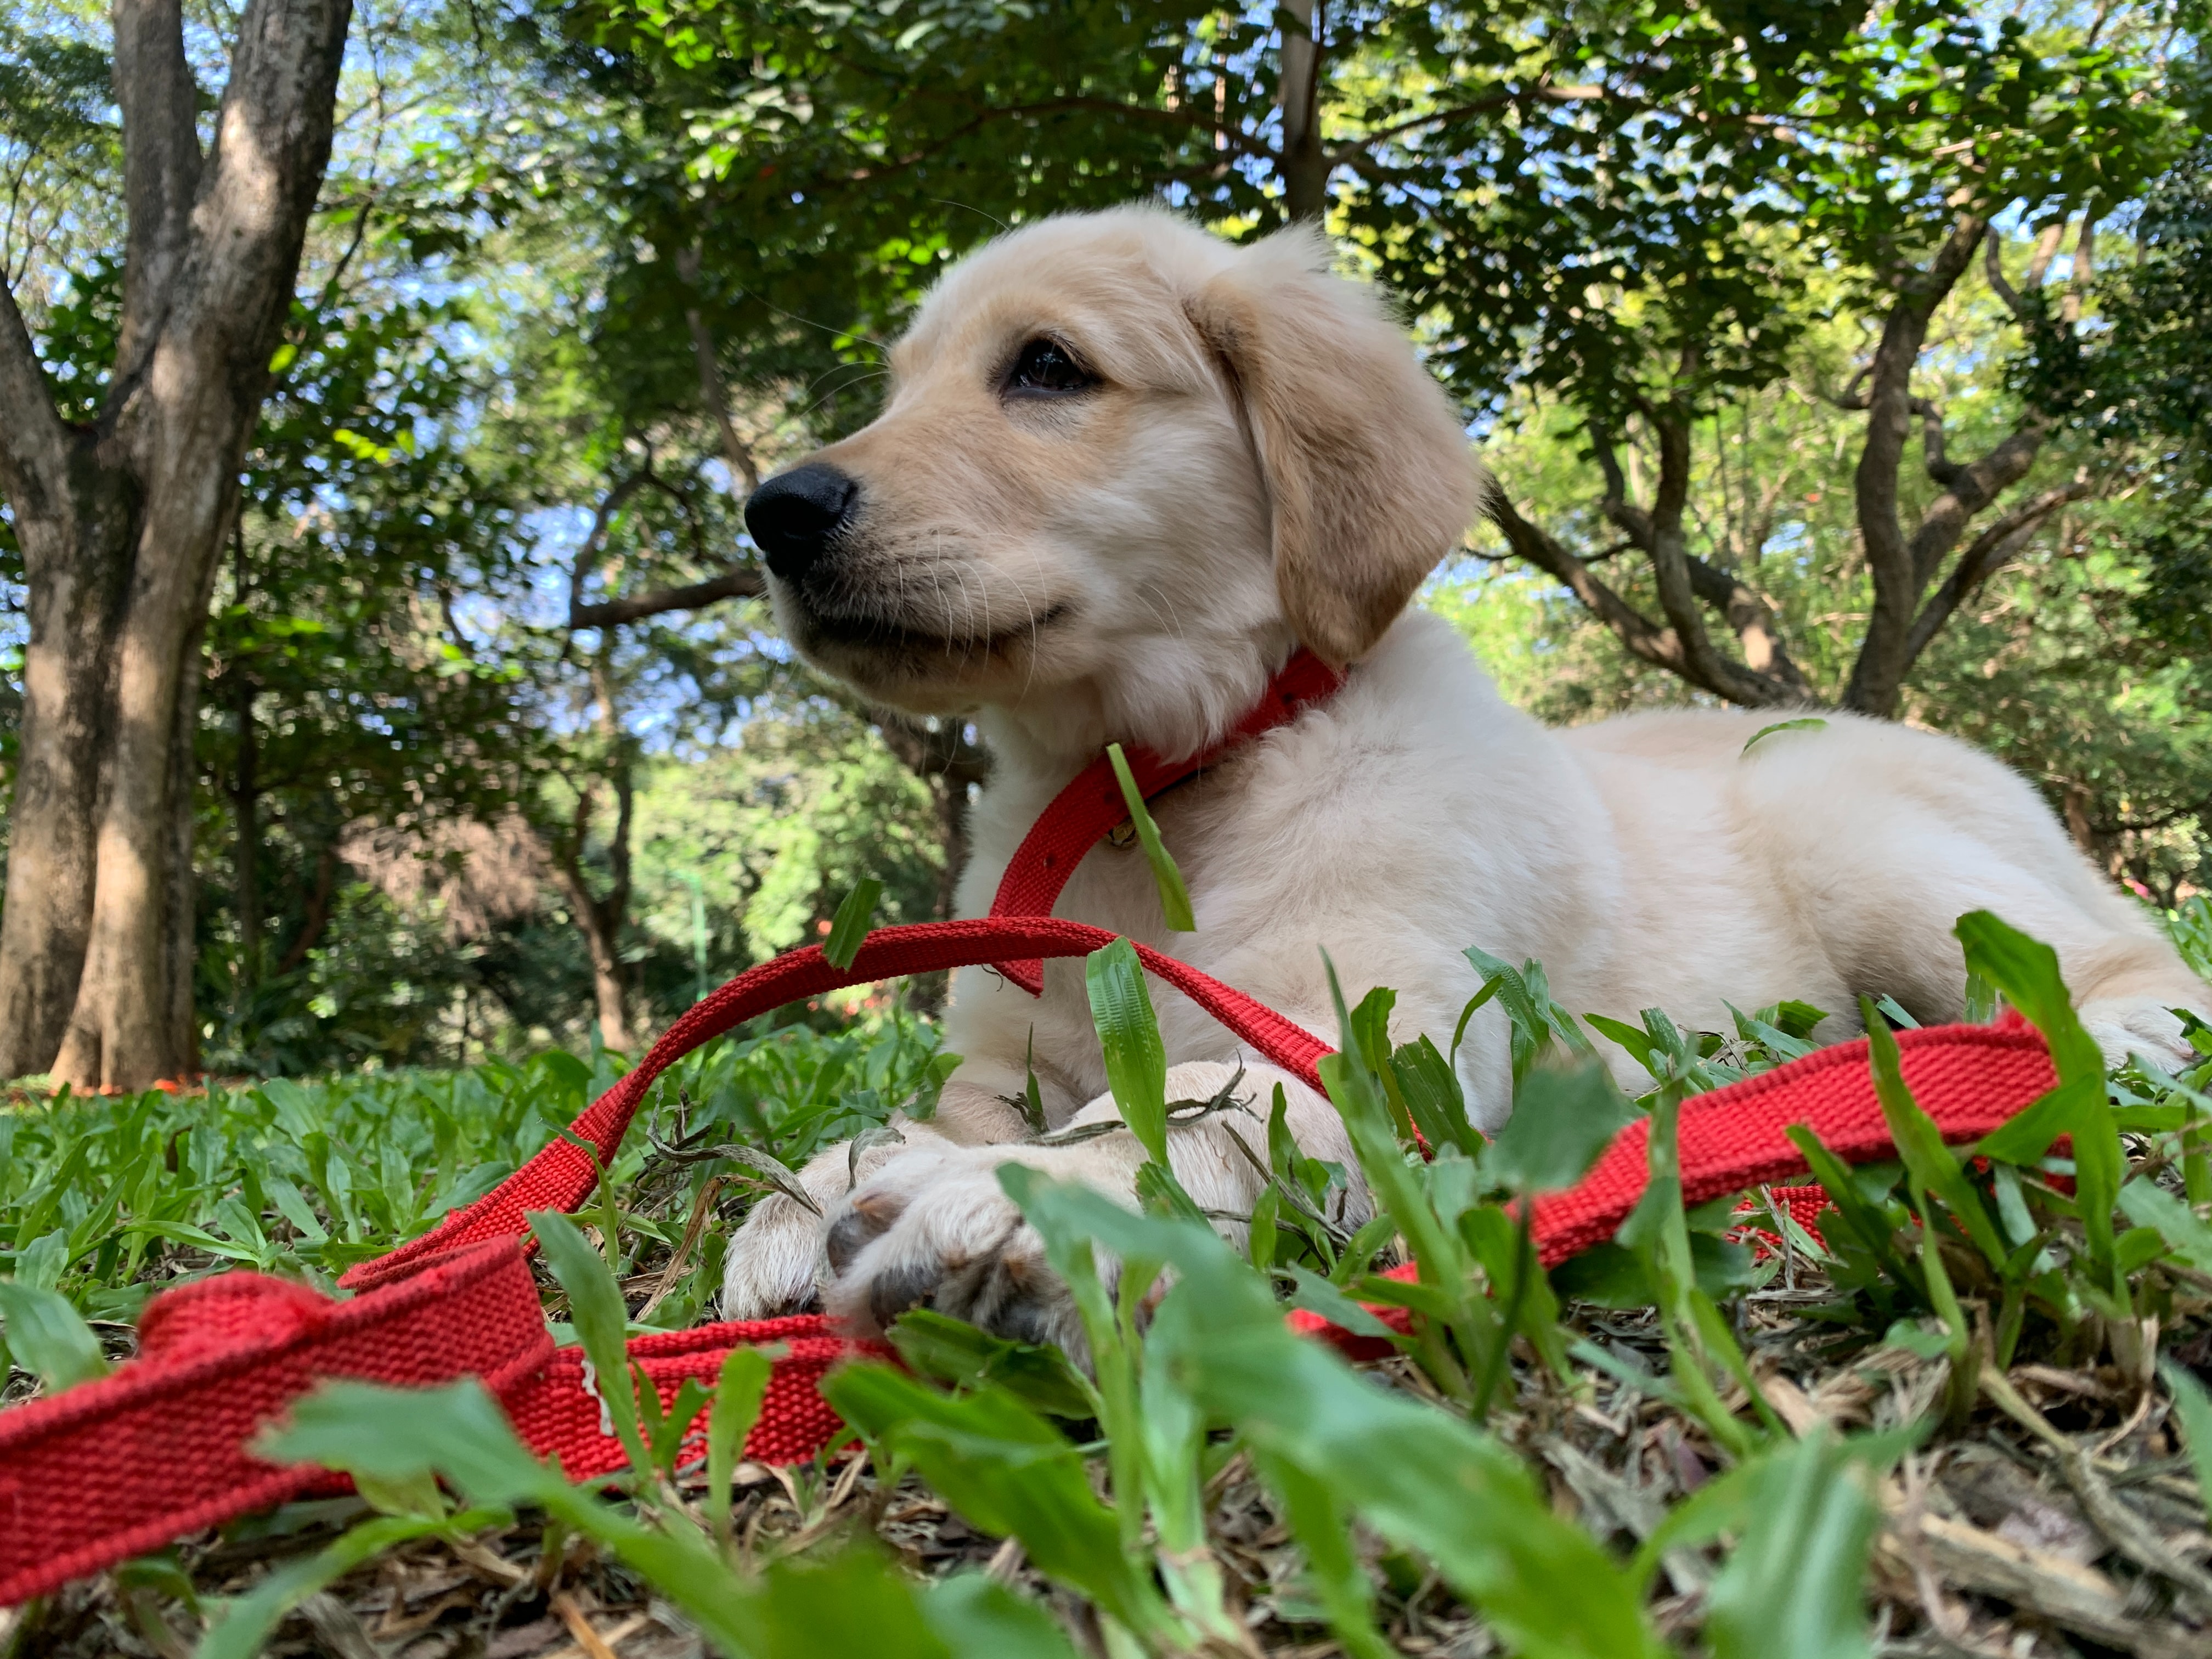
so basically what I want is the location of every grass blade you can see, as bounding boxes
[1084,938,1169,1169]
[529,1209,648,1474]
[1105,743,1195,932]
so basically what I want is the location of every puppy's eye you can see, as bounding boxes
[1005,337,1094,397]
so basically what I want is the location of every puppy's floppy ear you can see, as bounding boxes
[1183,227,1480,664]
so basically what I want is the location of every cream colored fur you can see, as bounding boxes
[722,206,2209,1346]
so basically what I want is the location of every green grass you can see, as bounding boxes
[5,915,2212,1658]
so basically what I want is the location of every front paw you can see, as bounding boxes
[2080,996,2199,1071]
[720,1190,832,1319]
[720,1120,954,1319]
[820,1143,1135,1354]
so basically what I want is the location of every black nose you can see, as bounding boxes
[746,464,859,581]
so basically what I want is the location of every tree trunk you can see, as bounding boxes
[1841,216,1989,717]
[572,894,634,1055]
[549,648,637,1054]
[278,841,341,975]
[552,805,636,1055]
[0,464,136,1076]
[0,0,353,1087]
[232,676,261,974]
[1279,1,1329,223]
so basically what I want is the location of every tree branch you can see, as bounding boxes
[2023,216,2068,290]
[567,464,766,630]
[1903,480,2091,663]
[1484,487,1705,685]
[1914,396,1960,486]
[1632,397,1801,705]
[275,841,340,975]
[567,472,651,621]
[0,278,67,505]
[1585,421,1808,703]
[673,246,760,494]
[1983,228,2026,320]
[111,0,205,383]
[1589,427,1655,550]
[1681,551,1813,698]
[1904,416,2050,591]
[874,708,992,791]
[568,567,766,630]
[1844,213,1989,715]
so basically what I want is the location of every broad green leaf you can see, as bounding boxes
[1586,1012,1663,1076]
[745,1547,961,1658]
[704,1346,774,1556]
[1010,1173,1664,1659]
[823,877,882,970]
[263,1381,765,1657]
[1960,912,2119,1275]
[2118,1181,2212,1272]
[197,1508,509,1659]
[14,1228,67,1289]
[1391,1033,1481,1156]
[1785,1126,1917,1291]
[822,1365,1176,1645]
[1251,1450,1396,1659]
[2163,1361,2212,1531]
[1280,1263,1400,1342]
[1488,1058,1635,1193]
[888,1308,1098,1419]
[919,1574,1082,1659]
[0,1279,108,1390]
[1702,1429,1894,1659]
[1861,1002,2008,1269]
[262,1379,549,1508]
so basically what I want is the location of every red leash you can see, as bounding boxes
[985,648,1345,992]
[0,910,2056,1606]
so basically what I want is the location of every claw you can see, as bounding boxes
[864,1259,945,1334]
[825,1189,906,1274]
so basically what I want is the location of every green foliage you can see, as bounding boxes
[0,1275,107,1391]
[1485,1059,1635,1195]
[4,909,2211,1653]
[0,1012,939,1334]
[822,877,883,970]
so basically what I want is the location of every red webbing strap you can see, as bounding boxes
[986,649,1345,994]
[0,1242,552,1606]
[344,917,1330,1294]
[0,915,2060,1608]
[0,919,1327,1607]
[503,1315,871,1480]
[1288,1011,2059,1357]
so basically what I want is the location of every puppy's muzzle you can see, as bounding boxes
[746,463,860,582]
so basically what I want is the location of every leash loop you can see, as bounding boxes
[0,917,2056,1606]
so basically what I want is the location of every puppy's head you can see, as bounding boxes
[747,207,1478,750]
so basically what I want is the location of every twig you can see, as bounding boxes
[1981,1368,2212,1611]
[551,1591,625,1659]
[634,1176,725,1323]
[1884,1510,2199,1658]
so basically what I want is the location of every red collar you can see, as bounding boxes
[984,647,1346,994]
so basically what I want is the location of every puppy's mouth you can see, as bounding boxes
[792,589,1077,667]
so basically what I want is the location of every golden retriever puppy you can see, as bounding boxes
[721,206,2208,1346]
